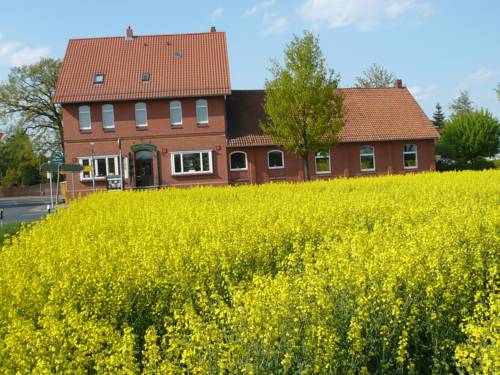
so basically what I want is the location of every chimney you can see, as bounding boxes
[126,26,134,40]
[395,79,403,88]
[210,26,216,32]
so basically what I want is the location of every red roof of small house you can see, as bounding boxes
[53,29,231,104]
[0,132,3,141]
[226,88,439,147]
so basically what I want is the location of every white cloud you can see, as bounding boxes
[0,33,50,66]
[298,0,434,31]
[409,84,437,101]
[244,6,258,17]
[211,6,224,21]
[466,67,500,83]
[262,13,288,35]
[244,0,277,17]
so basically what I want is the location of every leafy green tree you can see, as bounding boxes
[438,110,500,168]
[354,63,397,88]
[261,31,345,181]
[449,90,474,116]
[432,103,446,131]
[0,58,62,154]
[0,129,43,187]
[496,83,500,100]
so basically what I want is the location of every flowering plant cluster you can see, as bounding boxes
[0,170,498,373]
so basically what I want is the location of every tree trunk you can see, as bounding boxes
[303,152,310,181]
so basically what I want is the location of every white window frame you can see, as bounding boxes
[229,151,248,171]
[94,73,104,84]
[360,145,376,172]
[267,150,285,169]
[102,104,115,129]
[170,150,213,175]
[315,151,331,174]
[170,100,183,126]
[196,99,209,124]
[78,155,119,181]
[135,102,148,128]
[79,105,91,131]
[403,144,418,169]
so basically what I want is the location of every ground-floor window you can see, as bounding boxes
[403,144,418,169]
[268,150,284,169]
[79,155,119,180]
[315,151,331,174]
[171,150,213,175]
[360,145,376,172]
[229,151,247,171]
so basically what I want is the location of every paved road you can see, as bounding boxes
[0,196,52,223]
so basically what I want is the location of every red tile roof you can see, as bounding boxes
[53,31,231,104]
[226,88,439,147]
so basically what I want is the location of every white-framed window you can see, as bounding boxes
[315,151,331,174]
[79,105,91,131]
[123,157,129,180]
[268,150,284,169]
[360,145,376,172]
[135,102,147,127]
[78,155,119,180]
[171,150,213,175]
[229,151,247,171]
[94,73,105,84]
[102,104,115,129]
[403,144,418,169]
[196,99,208,124]
[170,100,182,126]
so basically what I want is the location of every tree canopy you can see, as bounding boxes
[431,103,445,131]
[437,110,500,167]
[354,63,397,88]
[0,128,44,187]
[261,31,345,181]
[496,83,500,101]
[0,58,62,154]
[449,90,474,116]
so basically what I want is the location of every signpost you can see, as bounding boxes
[51,151,64,165]
[41,160,82,209]
[50,152,64,208]
[41,162,59,210]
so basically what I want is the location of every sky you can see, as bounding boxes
[0,0,499,129]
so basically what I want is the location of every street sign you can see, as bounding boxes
[40,162,59,173]
[60,163,83,173]
[51,151,64,165]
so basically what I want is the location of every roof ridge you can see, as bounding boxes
[68,31,225,42]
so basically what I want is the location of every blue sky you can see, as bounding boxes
[0,0,499,122]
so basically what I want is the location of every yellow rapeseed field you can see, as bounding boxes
[0,170,499,374]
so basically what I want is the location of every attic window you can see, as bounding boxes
[94,73,105,84]
[142,72,150,82]
[174,51,183,58]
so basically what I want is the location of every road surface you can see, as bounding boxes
[0,196,52,223]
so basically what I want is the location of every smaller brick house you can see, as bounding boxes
[53,27,439,195]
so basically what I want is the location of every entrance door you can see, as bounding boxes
[135,150,154,187]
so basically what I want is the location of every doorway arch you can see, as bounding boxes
[134,149,154,187]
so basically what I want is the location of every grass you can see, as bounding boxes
[0,222,24,246]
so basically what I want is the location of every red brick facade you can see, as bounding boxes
[55,29,439,196]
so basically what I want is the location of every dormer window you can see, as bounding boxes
[142,72,150,82]
[94,73,105,84]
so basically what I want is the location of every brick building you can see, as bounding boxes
[53,27,439,194]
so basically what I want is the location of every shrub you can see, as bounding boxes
[437,110,500,166]
[0,171,499,373]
